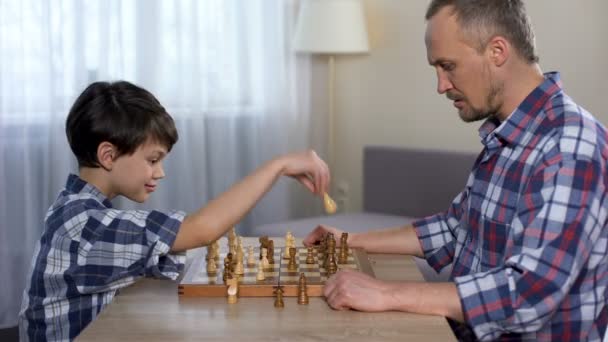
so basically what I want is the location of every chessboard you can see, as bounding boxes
[178,238,375,297]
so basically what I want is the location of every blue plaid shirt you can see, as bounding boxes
[414,72,608,341]
[19,174,186,341]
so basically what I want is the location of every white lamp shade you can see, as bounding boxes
[293,0,370,54]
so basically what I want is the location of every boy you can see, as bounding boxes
[19,81,330,341]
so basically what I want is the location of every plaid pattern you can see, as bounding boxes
[414,72,608,341]
[19,174,186,341]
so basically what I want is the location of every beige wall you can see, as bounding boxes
[316,0,608,212]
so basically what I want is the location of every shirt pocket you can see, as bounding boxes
[477,214,511,270]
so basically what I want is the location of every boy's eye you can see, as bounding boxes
[149,159,159,164]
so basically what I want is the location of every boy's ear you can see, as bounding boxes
[97,142,116,171]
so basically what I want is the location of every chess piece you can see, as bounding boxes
[247,246,256,267]
[227,286,238,304]
[326,251,338,275]
[274,287,284,308]
[212,240,220,261]
[227,278,238,304]
[323,193,337,214]
[256,262,266,281]
[259,236,269,259]
[338,232,349,264]
[297,273,309,305]
[267,239,275,264]
[235,257,244,275]
[206,259,217,276]
[261,248,270,269]
[287,247,297,271]
[305,247,315,264]
[325,233,336,268]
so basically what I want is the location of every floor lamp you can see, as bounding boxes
[293,0,370,175]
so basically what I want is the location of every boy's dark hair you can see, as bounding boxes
[426,0,539,64]
[66,81,178,168]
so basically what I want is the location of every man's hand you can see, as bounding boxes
[303,224,351,247]
[323,268,465,322]
[323,268,394,312]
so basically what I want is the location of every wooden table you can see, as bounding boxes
[78,239,455,341]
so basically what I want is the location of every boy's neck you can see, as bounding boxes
[79,167,117,200]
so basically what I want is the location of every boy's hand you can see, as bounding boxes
[278,150,330,196]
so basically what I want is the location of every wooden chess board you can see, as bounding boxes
[178,239,375,297]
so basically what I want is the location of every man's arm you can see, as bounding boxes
[303,224,424,258]
[323,268,464,322]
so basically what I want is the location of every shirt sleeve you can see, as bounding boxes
[413,184,470,273]
[454,157,603,341]
[72,208,187,294]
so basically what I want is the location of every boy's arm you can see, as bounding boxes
[303,224,424,258]
[171,150,329,252]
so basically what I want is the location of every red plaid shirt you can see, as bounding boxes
[414,72,608,341]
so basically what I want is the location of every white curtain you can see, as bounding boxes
[0,0,323,329]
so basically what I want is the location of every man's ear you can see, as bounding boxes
[97,142,116,171]
[487,36,509,67]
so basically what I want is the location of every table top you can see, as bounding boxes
[78,238,455,341]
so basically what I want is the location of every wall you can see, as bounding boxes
[317,0,608,212]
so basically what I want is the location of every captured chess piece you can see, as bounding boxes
[274,287,285,308]
[323,193,337,214]
[297,273,309,305]
[226,277,238,304]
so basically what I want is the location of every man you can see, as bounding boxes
[304,1,608,341]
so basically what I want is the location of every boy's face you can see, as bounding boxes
[110,140,168,203]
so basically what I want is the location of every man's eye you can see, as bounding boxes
[442,63,454,71]
[149,159,158,164]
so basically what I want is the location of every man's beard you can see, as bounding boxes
[455,67,504,123]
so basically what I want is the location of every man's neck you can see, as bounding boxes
[497,63,545,121]
[79,167,116,199]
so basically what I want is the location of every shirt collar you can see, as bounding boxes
[66,173,113,208]
[478,71,563,147]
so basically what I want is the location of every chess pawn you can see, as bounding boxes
[206,259,217,276]
[258,236,269,259]
[274,287,285,308]
[297,273,309,305]
[247,246,256,267]
[261,248,270,269]
[287,247,297,271]
[305,247,315,264]
[326,252,338,275]
[227,283,238,304]
[256,262,266,281]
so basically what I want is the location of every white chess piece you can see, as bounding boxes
[261,247,270,268]
[256,262,265,281]
[247,246,256,267]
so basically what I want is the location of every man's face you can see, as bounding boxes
[110,140,168,203]
[425,6,503,122]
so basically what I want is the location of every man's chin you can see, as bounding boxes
[459,110,490,123]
